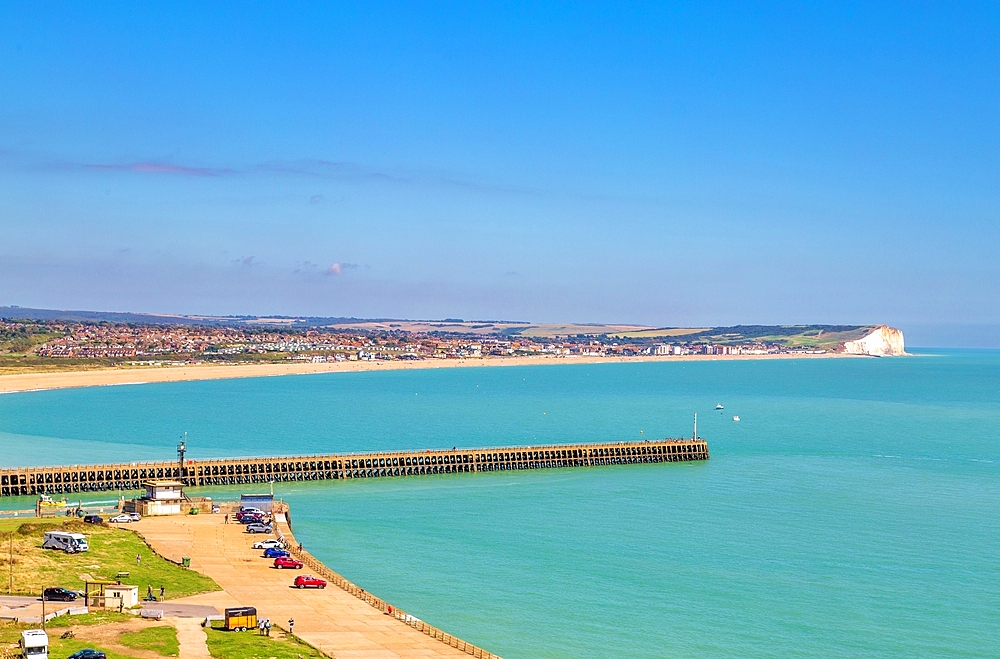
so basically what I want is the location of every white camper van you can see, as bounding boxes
[41,531,89,553]
[20,629,49,658]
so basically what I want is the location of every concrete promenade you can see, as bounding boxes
[135,514,479,659]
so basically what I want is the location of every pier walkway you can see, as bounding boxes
[0,438,709,498]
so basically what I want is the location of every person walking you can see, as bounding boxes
[136,553,141,566]
[288,618,294,636]
[159,585,165,601]
[265,619,271,636]
[147,585,153,601]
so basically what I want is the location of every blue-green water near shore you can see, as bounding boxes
[1,351,998,657]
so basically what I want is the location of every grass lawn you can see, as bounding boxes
[0,519,219,598]
[205,628,326,659]
[50,637,145,659]
[0,619,145,659]
[44,612,136,628]
[119,625,179,657]
[0,613,134,642]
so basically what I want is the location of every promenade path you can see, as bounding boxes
[134,515,475,659]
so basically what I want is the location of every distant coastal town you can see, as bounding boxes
[17,321,822,362]
[0,308,904,373]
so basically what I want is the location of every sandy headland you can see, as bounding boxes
[0,352,855,395]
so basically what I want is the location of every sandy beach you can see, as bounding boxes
[0,352,854,395]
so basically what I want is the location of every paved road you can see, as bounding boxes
[135,515,478,659]
[0,595,216,619]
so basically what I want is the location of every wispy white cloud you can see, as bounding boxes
[85,161,233,177]
[326,262,359,275]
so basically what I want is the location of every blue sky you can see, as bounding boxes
[1,3,998,345]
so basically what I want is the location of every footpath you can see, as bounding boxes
[134,515,474,659]
[171,617,212,659]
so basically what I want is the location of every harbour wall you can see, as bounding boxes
[0,438,709,498]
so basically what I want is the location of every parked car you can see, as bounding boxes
[252,539,285,550]
[42,587,79,602]
[128,512,142,522]
[83,515,103,524]
[273,557,303,569]
[68,649,107,659]
[240,506,264,515]
[263,547,290,559]
[246,523,273,534]
[293,575,326,589]
[237,512,264,524]
[108,514,132,523]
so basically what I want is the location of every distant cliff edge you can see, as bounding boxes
[842,325,906,356]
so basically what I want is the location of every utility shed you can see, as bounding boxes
[105,585,139,609]
[240,493,274,513]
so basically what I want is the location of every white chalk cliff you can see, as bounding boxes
[842,325,905,356]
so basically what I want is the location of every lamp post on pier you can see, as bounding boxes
[177,433,187,484]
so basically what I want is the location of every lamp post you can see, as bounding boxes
[177,433,187,483]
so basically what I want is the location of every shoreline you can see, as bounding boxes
[0,352,856,395]
[135,505,495,658]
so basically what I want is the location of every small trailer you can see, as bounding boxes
[224,606,257,632]
[20,629,49,658]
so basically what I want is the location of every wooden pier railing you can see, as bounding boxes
[0,438,709,498]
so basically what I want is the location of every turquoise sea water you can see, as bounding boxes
[1,351,998,657]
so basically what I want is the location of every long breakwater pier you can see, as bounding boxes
[0,438,709,498]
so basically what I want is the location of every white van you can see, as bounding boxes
[20,629,48,658]
[41,531,89,553]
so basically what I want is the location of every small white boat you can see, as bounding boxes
[733,415,740,422]
[715,404,724,410]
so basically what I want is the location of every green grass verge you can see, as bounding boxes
[43,612,136,628]
[0,518,65,533]
[205,628,326,659]
[119,625,179,657]
[0,519,219,598]
[0,625,144,659]
[50,637,145,659]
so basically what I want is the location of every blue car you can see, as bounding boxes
[68,650,107,659]
[263,547,290,558]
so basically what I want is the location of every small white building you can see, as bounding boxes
[105,584,139,609]
[137,480,185,516]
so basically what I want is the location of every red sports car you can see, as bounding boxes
[293,575,327,589]
[273,557,303,569]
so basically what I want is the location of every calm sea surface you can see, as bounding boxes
[1,351,998,658]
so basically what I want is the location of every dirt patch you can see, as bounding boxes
[68,619,173,659]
